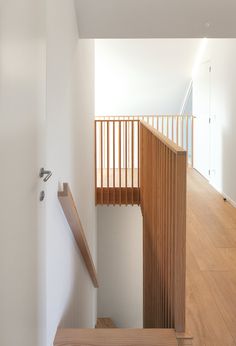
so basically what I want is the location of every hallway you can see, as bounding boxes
[186,169,236,345]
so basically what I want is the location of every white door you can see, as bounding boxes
[193,61,211,180]
[0,1,47,345]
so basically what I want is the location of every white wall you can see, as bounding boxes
[0,0,96,345]
[97,206,143,327]
[46,1,96,345]
[0,1,47,345]
[95,39,200,116]
[193,39,236,204]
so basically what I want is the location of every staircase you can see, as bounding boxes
[54,117,191,345]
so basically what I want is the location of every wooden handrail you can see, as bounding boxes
[95,115,195,118]
[58,183,98,288]
[140,121,187,332]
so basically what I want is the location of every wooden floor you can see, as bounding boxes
[186,168,236,346]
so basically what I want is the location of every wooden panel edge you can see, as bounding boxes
[140,121,186,154]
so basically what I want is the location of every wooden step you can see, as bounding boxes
[54,328,178,346]
[176,333,193,345]
[96,317,116,328]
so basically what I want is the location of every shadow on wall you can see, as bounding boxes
[58,238,96,329]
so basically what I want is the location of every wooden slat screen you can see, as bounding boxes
[95,119,140,205]
[140,121,187,332]
[96,115,195,166]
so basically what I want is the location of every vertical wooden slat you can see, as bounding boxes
[166,146,169,327]
[107,121,110,205]
[160,141,164,327]
[123,119,125,169]
[174,152,186,332]
[165,146,168,327]
[167,147,171,327]
[100,121,103,205]
[137,120,140,203]
[128,117,131,169]
[156,138,160,326]
[131,120,134,205]
[95,121,97,205]
[182,117,184,148]
[125,120,128,205]
[163,144,167,327]
[140,123,142,210]
[170,152,175,327]
[119,121,121,205]
[113,120,115,205]
[152,135,157,325]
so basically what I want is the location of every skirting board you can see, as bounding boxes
[210,181,236,209]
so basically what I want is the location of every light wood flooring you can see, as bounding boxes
[186,168,236,346]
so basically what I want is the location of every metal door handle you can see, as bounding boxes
[39,168,52,182]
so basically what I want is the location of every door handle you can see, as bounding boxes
[39,168,52,182]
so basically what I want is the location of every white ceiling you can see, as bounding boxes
[75,0,236,38]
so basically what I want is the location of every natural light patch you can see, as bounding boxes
[180,38,208,114]
[192,38,208,79]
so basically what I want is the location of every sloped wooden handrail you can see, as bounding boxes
[58,183,98,288]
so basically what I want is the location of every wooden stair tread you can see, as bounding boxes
[54,328,178,346]
[96,318,116,328]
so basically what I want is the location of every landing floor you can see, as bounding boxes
[186,169,236,345]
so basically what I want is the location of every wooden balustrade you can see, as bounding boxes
[94,117,187,332]
[96,115,194,166]
[95,119,140,205]
[140,121,187,332]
